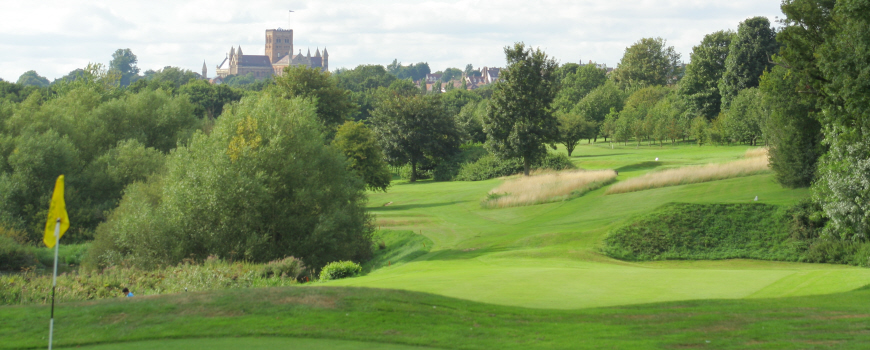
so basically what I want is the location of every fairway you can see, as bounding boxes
[325,143,869,308]
[65,337,438,350]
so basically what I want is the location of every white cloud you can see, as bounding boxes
[0,0,783,81]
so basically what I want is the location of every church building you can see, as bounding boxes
[212,27,328,79]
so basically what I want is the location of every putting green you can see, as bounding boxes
[64,337,437,350]
[326,143,870,309]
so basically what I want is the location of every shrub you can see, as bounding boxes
[0,236,38,271]
[259,256,306,280]
[456,152,575,181]
[85,94,374,271]
[0,258,299,306]
[32,243,90,267]
[432,143,488,181]
[319,260,362,281]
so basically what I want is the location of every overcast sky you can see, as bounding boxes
[0,1,784,82]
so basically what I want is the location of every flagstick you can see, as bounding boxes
[48,219,59,350]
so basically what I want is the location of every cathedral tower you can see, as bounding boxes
[202,61,207,79]
[266,29,293,64]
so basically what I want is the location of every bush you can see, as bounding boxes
[32,243,89,267]
[0,258,299,305]
[85,94,374,270]
[0,236,38,271]
[456,152,575,181]
[259,256,306,280]
[319,260,362,281]
[432,143,488,181]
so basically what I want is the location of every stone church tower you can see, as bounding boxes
[202,61,207,79]
[265,29,294,64]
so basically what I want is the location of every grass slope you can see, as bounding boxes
[324,143,868,308]
[3,285,870,349]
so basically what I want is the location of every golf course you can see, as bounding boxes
[4,143,870,349]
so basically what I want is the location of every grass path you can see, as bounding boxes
[329,143,863,309]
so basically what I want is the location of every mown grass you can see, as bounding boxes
[3,285,870,349]
[483,169,616,208]
[606,148,770,194]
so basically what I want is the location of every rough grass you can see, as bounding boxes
[602,202,800,261]
[0,256,299,306]
[605,148,770,194]
[484,169,616,208]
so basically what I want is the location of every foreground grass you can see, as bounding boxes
[484,169,616,208]
[3,285,870,349]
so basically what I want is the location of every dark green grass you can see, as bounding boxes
[3,285,870,349]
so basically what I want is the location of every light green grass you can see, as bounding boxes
[327,143,859,309]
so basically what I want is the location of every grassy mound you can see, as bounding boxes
[603,203,801,261]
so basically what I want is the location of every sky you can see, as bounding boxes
[0,0,785,82]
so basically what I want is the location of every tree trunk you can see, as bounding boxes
[523,157,530,176]
[410,160,417,182]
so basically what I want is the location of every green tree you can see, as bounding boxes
[441,68,463,82]
[270,66,357,133]
[690,116,709,146]
[718,17,778,108]
[332,121,391,192]
[455,101,487,144]
[178,79,243,119]
[721,88,767,145]
[16,71,50,87]
[556,112,595,156]
[86,94,373,269]
[371,94,460,182]
[600,108,619,144]
[552,63,607,113]
[110,49,140,86]
[484,42,559,176]
[141,66,200,91]
[610,37,682,89]
[572,81,625,140]
[777,0,870,240]
[759,65,823,188]
[679,30,733,119]
[440,88,482,117]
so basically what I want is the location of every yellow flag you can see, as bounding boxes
[43,175,70,248]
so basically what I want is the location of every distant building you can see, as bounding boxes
[214,26,328,79]
[482,67,500,84]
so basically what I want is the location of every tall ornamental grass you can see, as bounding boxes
[0,256,303,306]
[484,170,617,208]
[606,148,769,195]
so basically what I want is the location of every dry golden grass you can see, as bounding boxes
[744,147,769,159]
[605,148,770,195]
[484,170,617,208]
